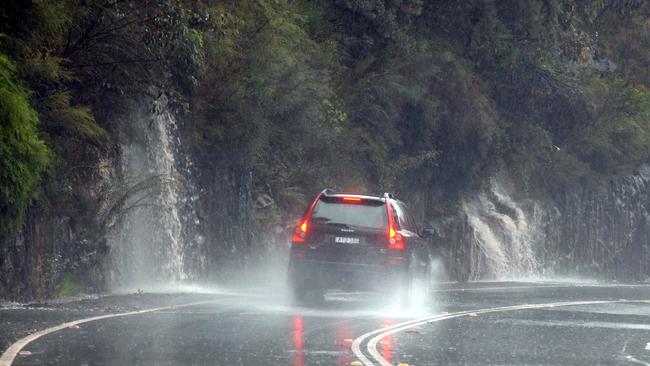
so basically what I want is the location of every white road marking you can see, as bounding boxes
[431,283,650,293]
[627,355,650,366]
[0,300,219,366]
[645,342,650,350]
[431,285,564,292]
[352,299,650,366]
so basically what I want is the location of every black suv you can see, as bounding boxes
[288,189,434,303]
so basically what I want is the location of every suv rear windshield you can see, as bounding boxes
[311,198,387,229]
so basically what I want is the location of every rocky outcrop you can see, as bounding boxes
[0,205,107,300]
[432,166,650,282]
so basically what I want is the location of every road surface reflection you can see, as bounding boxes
[290,314,397,365]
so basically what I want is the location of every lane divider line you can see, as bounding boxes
[0,300,220,366]
[431,283,650,293]
[352,299,650,366]
[626,354,650,366]
[430,284,566,292]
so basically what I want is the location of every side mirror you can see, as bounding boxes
[422,228,437,238]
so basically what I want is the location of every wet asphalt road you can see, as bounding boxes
[3,282,650,365]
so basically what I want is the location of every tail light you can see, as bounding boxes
[292,219,309,243]
[388,227,405,250]
[291,193,322,244]
[386,199,406,250]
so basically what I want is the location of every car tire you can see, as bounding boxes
[387,262,413,306]
[401,273,413,306]
[403,251,433,305]
[290,276,324,305]
[420,253,435,298]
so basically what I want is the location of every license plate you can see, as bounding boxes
[335,236,360,244]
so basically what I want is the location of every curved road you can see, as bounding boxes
[3,282,650,365]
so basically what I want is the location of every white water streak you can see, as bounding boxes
[108,93,187,289]
[463,178,539,280]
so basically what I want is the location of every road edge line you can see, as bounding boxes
[353,299,650,366]
[0,300,219,366]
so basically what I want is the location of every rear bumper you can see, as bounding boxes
[288,252,407,290]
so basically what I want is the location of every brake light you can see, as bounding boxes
[342,197,362,202]
[386,199,406,250]
[292,219,308,243]
[291,193,322,244]
[388,230,405,250]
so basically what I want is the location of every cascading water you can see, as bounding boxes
[107,91,192,289]
[456,165,650,282]
[462,177,540,280]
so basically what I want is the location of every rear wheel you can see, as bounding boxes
[419,253,435,298]
[403,252,433,305]
[294,285,324,305]
[386,272,410,306]
[386,260,415,306]
[289,271,325,305]
[401,272,414,306]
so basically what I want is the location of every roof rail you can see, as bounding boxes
[321,188,336,196]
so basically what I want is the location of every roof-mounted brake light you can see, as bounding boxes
[342,197,362,202]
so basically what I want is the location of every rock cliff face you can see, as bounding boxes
[3,147,650,300]
[0,174,108,300]
[0,90,262,300]
[432,166,650,282]
[105,91,260,289]
[195,159,257,280]
[542,167,650,280]
[3,117,650,300]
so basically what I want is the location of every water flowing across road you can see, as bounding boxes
[3,282,650,366]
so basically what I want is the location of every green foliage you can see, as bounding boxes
[574,80,650,174]
[56,273,80,297]
[19,57,76,84]
[40,90,107,145]
[186,0,650,219]
[0,55,51,242]
[0,0,72,55]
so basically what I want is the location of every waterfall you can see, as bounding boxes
[107,92,191,289]
[456,166,650,282]
[462,177,540,280]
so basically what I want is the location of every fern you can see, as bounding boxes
[0,54,51,243]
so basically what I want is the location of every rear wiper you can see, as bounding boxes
[311,217,331,223]
[311,218,359,230]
